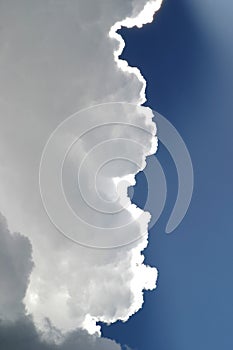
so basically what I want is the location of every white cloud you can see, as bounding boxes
[0,0,162,342]
[0,215,123,349]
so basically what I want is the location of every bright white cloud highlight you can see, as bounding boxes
[109,0,163,104]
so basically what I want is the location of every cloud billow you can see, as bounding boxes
[0,0,163,348]
[0,214,125,349]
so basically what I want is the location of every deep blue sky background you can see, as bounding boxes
[102,0,233,349]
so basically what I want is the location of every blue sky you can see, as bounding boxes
[102,0,233,349]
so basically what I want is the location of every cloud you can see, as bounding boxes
[0,215,125,349]
[0,213,33,322]
[0,0,161,342]
[0,317,124,350]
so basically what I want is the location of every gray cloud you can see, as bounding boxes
[0,213,33,321]
[0,317,124,350]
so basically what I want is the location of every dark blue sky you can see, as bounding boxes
[102,0,233,349]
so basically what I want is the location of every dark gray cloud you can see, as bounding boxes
[0,213,33,321]
[0,316,123,350]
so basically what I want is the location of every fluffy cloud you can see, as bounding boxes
[0,215,124,349]
[0,0,162,343]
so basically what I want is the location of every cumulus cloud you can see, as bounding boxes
[0,0,162,345]
[0,215,125,349]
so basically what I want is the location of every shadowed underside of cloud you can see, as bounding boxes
[0,317,124,350]
[0,214,33,322]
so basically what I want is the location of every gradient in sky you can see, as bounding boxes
[102,0,233,349]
